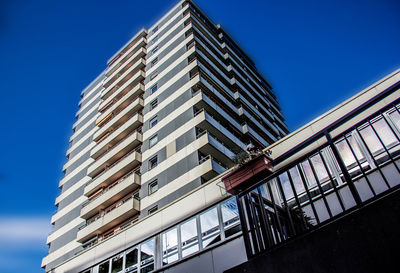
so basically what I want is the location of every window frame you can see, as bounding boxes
[148,180,158,195]
[149,155,158,169]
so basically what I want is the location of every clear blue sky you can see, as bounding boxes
[0,0,399,272]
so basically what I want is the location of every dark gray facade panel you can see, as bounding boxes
[75,106,99,132]
[145,35,187,85]
[140,151,199,199]
[61,168,88,193]
[49,227,79,253]
[145,59,189,102]
[148,4,182,39]
[71,122,96,147]
[53,206,82,230]
[140,177,201,218]
[64,150,91,177]
[146,37,187,74]
[175,127,197,152]
[58,184,86,210]
[142,108,194,153]
[143,89,192,133]
[147,19,185,60]
[68,136,92,159]
[77,92,101,120]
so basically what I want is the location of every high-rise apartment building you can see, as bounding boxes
[43,1,289,272]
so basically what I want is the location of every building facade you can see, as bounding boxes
[42,1,288,272]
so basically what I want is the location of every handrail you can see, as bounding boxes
[96,113,142,145]
[82,169,138,208]
[88,146,141,185]
[95,129,141,161]
[80,191,139,229]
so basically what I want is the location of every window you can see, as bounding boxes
[162,228,178,264]
[149,135,158,147]
[141,238,155,272]
[151,57,158,67]
[151,45,159,54]
[150,72,158,81]
[125,247,138,269]
[149,180,158,195]
[151,35,159,44]
[152,26,158,34]
[151,83,158,94]
[148,205,158,214]
[200,207,221,248]
[150,99,158,110]
[180,218,199,257]
[98,261,109,273]
[111,254,123,273]
[149,155,158,169]
[149,116,158,128]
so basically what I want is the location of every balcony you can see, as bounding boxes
[106,36,146,77]
[102,70,145,101]
[84,150,141,196]
[81,172,140,219]
[97,86,143,126]
[240,107,277,143]
[99,83,145,115]
[198,155,227,181]
[196,130,236,168]
[76,195,140,243]
[193,105,246,152]
[94,99,143,142]
[242,123,270,147]
[87,132,142,178]
[91,115,143,159]
[104,50,146,88]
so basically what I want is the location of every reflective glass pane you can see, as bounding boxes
[278,172,294,200]
[200,208,220,248]
[99,261,109,273]
[140,264,154,273]
[140,238,155,263]
[372,118,398,147]
[310,154,329,181]
[289,166,305,194]
[111,254,123,273]
[301,160,317,187]
[359,125,384,154]
[181,218,199,257]
[125,248,138,268]
[336,139,357,167]
[389,110,400,129]
[162,228,178,264]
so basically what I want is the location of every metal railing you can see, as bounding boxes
[236,83,400,258]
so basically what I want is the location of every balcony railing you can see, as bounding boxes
[82,169,138,208]
[88,145,141,182]
[236,83,400,258]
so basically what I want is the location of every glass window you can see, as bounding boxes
[149,116,158,128]
[200,207,221,248]
[148,205,158,214]
[288,166,305,194]
[149,156,158,169]
[162,228,179,264]
[278,172,294,200]
[151,35,159,44]
[150,99,158,110]
[151,84,158,94]
[148,180,158,195]
[98,261,109,273]
[151,57,158,67]
[152,26,158,34]
[111,254,123,273]
[180,218,199,257]
[150,72,158,81]
[221,198,241,238]
[151,46,159,54]
[125,247,138,269]
[140,238,155,272]
[149,135,158,147]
